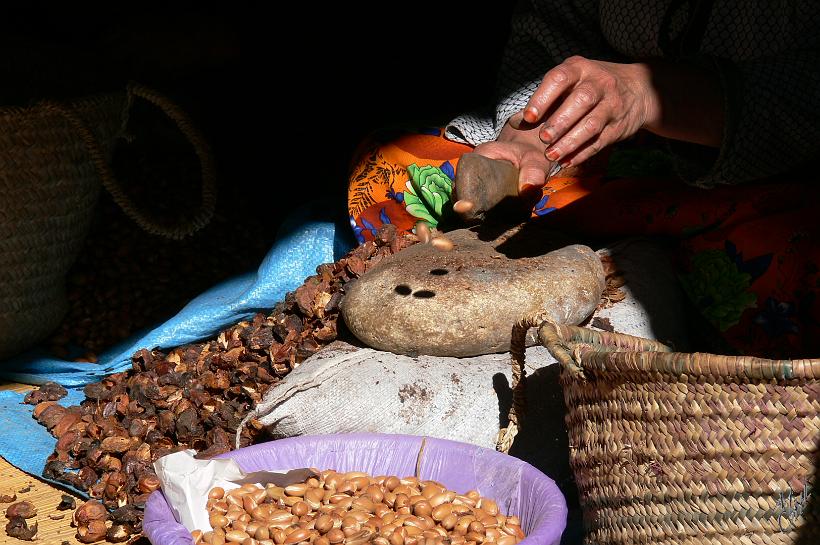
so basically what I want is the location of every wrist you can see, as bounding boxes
[635,60,724,147]
[630,62,662,132]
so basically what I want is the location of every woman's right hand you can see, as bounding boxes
[472,111,557,191]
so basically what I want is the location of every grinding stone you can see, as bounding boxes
[341,226,605,357]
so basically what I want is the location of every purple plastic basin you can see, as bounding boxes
[144,433,567,545]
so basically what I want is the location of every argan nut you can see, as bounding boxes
[430,236,454,251]
[291,501,309,517]
[210,514,229,528]
[100,436,131,453]
[226,530,251,543]
[77,520,108,543]
[440,513,458,531]
[5,501,37,519]
[413,500,432,518]
[315,514,333,534]
[255,526,270,541]
[107,524,133,543]
[138,474,161,494]
[326,528,345,543]
[284,528,310,544]
[32,401,57,419]
[477,499,498,516]
[284,484,307,497]
[209,487,226,500]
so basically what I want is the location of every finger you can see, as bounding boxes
[415,221,432,243]
[505,111,542,131]
[518,149,549,189]
[557,132,610,168]
[472,142,521,165]
[545,106,608,163]
[539,84,602,152]
[452,200,474,214]
[523,62,580,124]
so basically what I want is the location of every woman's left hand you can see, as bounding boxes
[520,55,659,168]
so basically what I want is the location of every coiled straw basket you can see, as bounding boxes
[499,318,819,544]
[0,83,216,358]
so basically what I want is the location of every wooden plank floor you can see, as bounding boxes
[0,455,86,545]
[0,382,151,544]
[0,381,85,544]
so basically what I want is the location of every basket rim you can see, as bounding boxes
[540,322,820,381]
[0,91,123,119]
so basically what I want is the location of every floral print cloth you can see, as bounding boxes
[348,128,819,359]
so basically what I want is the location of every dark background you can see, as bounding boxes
[0,3,516,356]
[1,2,515,223]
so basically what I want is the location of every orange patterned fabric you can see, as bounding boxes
[347,127,820,358]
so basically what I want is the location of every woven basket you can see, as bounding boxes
[499,318,819,544]
[0,84,216,359]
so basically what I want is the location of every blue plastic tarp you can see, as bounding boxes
[0,203,353,484]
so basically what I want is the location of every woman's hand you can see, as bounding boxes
[523,56,723,167]
[523,56,658,168]
[470,55,723,184]
[472,111,556,190]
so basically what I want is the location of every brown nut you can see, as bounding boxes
[413,500,432,518]
[77,519,108,543]
[315,514,333,534]
[209,487,226,500]
[210,514,230,529]
[226,530,251,543]
[478,499,498,516]
[106,524,134,543]
[255,526,271,541]
[5,501,37,519]
[138,474,161,494]
[284,528,311,544]
[326,528,345,544]
[284,484,307,497]
[73,500,108,526]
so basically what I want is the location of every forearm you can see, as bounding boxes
[640,60,725,148]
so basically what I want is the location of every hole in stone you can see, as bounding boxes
[429,268,449,276]
[394,284,412,296]
[413,290,436,299]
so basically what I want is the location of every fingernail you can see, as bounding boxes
[415,221,432,244]
[524,107,539,123]
[545,148,560,161]
[453,200,474,214]
[560,160,571,168]
[540,126,553,143]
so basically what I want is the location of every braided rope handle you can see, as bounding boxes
[496,312,553,454]
[41,83,217,240]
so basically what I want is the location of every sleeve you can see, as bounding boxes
[670,50,820,187]
[445,0,616,146]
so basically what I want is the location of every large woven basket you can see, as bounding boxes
[0,84,216,359]
[500,319,819,544]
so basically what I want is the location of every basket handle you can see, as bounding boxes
[496,312,555,453]
[41,82,217,240]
